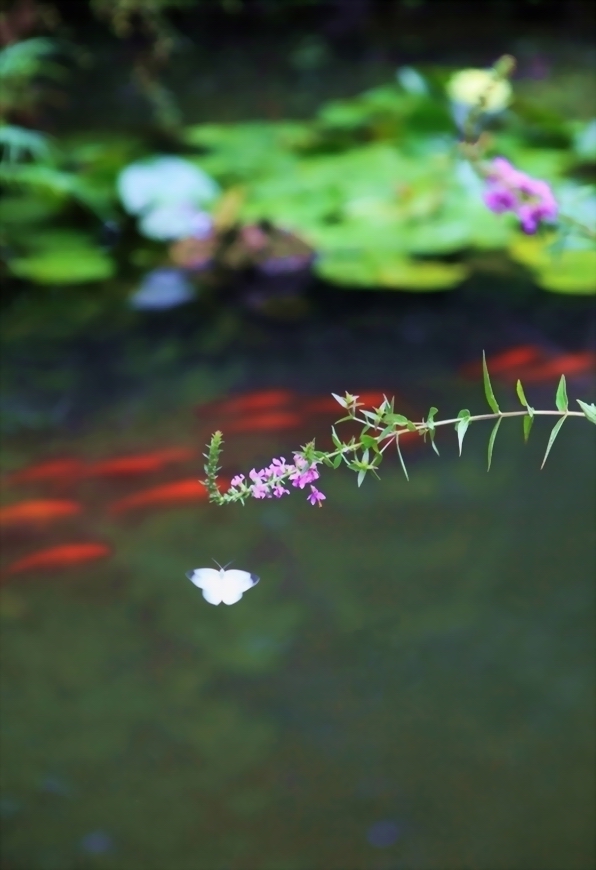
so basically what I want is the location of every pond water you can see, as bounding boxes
[0,276,595,870]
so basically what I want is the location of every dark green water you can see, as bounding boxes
[0,281,594,870]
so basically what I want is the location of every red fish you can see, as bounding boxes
[109,478,209,514]
[0,499,82,527]
[84,447,196,478]
[7,458,85,485]
[4,543,110,576]
[222,411,303,434]
[197,389,298,420]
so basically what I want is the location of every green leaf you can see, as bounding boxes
[360,433,380,452]
[395,437,410,481]
[331,426,342,448]
[387,413,409,425]
[577,399,596,424]
[426,406,439,425]
[487,417,503,471]
[332,454,342,468]
[516,379,529,408]
[541,416,567,469]
[455,410,471,456]
[523,413,534,443]
[482,351,501,414]
[555,375,568,413]
[357,469,366,487]
[331,393,347,408]
[425,406,440,455]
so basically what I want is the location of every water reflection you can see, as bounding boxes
[0,289,594,870]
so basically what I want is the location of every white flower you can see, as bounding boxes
[446,69,512,112]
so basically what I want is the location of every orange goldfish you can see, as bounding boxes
[460,346,596,383]
[109,478,210,514]
[504,351,596,383]
[222,411,303,434]
[4,543,110,576]
[302,391,398,415]
[7,458,84,485]
[84,447,196,478]
[197,389,298,420]
[0,499,82,527]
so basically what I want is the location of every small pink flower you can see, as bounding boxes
[483,157,558,234]
[307,486,326,507]
[230,474,245,487]
[273,484,290,498]
[251,482,269,499]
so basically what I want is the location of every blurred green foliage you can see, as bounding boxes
[1,35,595,293]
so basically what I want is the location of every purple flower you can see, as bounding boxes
[307,486,326,507]
[483,157,558,234]
[230,474,245,487]
[289,454,320,489]
[483,186,518,213]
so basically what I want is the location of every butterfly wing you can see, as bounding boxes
[219,569,259,605]
[186,567,225,605]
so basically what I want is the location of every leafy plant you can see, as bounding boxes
[203,355,596,508]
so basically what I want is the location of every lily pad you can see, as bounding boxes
[316,248,469,290]
[8,231,115,284]
[509,234,596,294]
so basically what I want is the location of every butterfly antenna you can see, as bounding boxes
[211,559,234,570]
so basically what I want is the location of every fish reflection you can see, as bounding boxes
[0,499,82,527]
[5,543,111,576]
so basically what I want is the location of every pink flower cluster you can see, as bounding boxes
[483,157,558,234]
[229,455,326,506]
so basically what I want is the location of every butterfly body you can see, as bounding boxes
[186,567,259,605]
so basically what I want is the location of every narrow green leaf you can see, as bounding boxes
[523,413,534,443]
[357,468,366,487]
[555,375,568,413]
[577,399,596,424]
[360,434,377,450]
[332,454,342,468]
[331,393,347,408]
[425,407,440,455]
[516,379,529,408]
[395,437,409,481]
[482,351,501,414]
[387,413,409,425]
[331,426,342,448]
[541,416,567,469]
[487,416,503,470]
[455,410,471,456]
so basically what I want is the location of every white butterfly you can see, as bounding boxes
[186,563,259,606]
